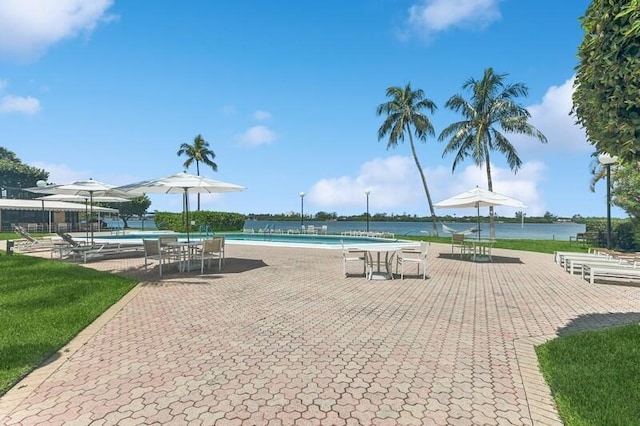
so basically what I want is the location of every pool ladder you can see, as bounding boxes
[198,225,213,238]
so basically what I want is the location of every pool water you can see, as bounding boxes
[98,232,397,246]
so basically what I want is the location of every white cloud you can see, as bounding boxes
[520,76,591,153]
[253,110,271,121]
[309,155,547,216]
[0,95,40,114]
[28,161,89,184]
[238,125,276,147]
[436,161,547,216]
[407,0,502,37]
[0,79,7,90]
[310,156,447,214]
[0,0,115,61]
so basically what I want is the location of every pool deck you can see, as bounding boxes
[2,242,640,425]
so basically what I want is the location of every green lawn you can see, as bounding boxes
[0,254,136,395]
[537,324,640,425]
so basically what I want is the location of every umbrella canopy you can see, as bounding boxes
[111,172,246,241]
[25,179,132,243]
[435,187,527,239]
[36,194,132,203]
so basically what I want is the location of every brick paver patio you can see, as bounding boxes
[2,242,640,425]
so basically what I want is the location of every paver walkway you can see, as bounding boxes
[2,242,640,425]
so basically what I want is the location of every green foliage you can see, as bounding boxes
[101,196,151,228]
[583,218,639,251]
[176,135,218,211]
[537,324,640,425]
[0,146,49,198]
[611,161,640,218]
[377,83,439,234]
[154,211,245,233]
[573,0,640,161]
[0,254,136,394]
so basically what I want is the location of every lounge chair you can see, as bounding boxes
[396,241,429,279]
[13,225,52,252]
[582,262,640,285]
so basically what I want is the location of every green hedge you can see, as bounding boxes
[584,218,639,251]
[154,211,245,233]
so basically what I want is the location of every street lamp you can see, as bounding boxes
[598,153,617,250]
[364,189,371,232]
[299,192,305,228]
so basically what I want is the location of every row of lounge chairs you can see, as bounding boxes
[340,230,395,239]
[554,248,640,285]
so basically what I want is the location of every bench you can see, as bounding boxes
[570,232,599,245]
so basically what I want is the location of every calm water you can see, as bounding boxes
[110,219,585,241]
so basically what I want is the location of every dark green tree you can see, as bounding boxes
[573,1,640,162]
[102,195,151,229]
[0,147,48,198]
[439,68,547,238]
[377,83,439,235]
[177,134,218,211]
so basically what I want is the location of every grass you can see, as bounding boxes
[537,324,640,425]
[0,253,136,395]
[406,234,591,254]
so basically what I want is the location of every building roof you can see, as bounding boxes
[0,198,118,212]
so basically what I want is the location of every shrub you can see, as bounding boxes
[153,211,245,233]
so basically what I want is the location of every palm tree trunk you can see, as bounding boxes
[407,128,439,236]
[485,151,496,240]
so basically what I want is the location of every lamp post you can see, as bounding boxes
[364,189,371,232]
[598,153,617,250]
[299,192,305,228]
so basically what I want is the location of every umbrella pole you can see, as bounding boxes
[85,201,89,243]
[477,203,481,241]
[90,192,95,245]
[184,188,190,242]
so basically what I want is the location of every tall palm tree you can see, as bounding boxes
[177,134,218,211]
[377,83,439,236]
[439,68,547,238]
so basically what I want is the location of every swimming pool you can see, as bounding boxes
[94,231,404,249]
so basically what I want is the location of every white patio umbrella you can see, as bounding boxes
[111,172,246,241]
[434,187,527,240]
[25,179,132,243]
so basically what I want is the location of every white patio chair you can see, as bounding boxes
[341,240,367,278]
[396,241,429,279]
[198,237,224,273]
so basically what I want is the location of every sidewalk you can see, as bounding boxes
[2,243,639,425]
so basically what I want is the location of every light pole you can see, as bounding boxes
[364,189,371,232]
[598,153,617,250]
[299,192,305,228]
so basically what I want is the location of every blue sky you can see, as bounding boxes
[0,0,623,219]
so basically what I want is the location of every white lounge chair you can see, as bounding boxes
[582,262,640,285]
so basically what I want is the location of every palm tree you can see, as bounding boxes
[377,83,439,236]
[439,68,547,238]
[177,134,218,211]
